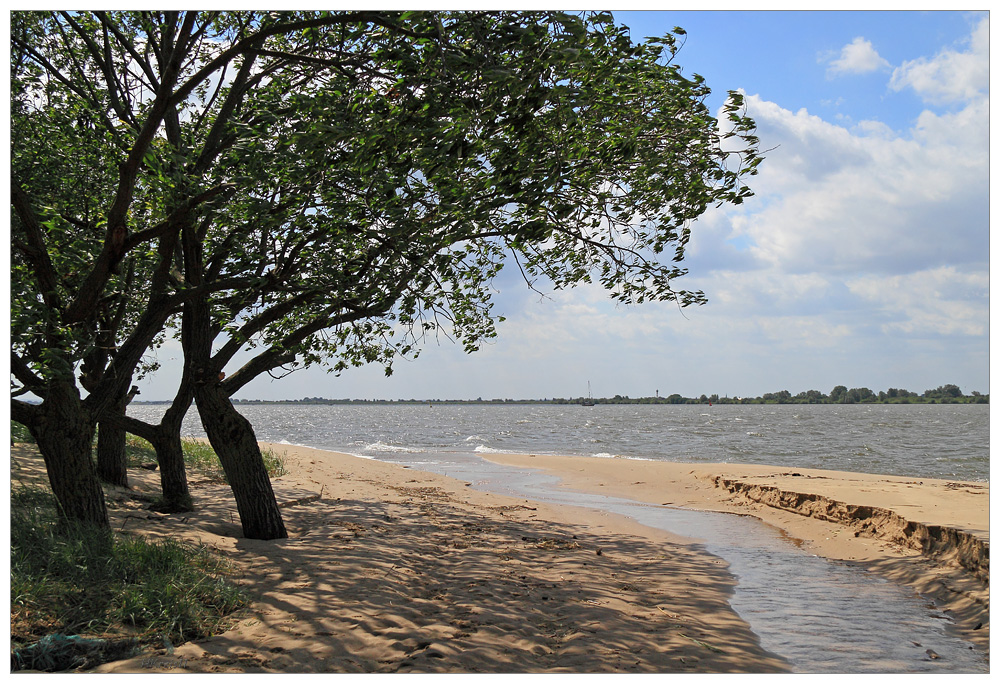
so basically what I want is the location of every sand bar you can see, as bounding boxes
[482,452,989,650]
[11,442,988,672]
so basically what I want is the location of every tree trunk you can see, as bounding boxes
[179,216,284,539]
[149,427,193,513]
[27,382,109,529]
[194,383,287,540]
[96,393,129,488]
[152,380,196,511]
[121,413,195,513]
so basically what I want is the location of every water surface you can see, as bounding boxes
[130,402,989,481]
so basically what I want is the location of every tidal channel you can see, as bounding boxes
[415,455,988,674]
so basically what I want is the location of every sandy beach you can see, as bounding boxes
[483,453,989,649]
[11,442,988,673]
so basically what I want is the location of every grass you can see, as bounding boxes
[122,433,288,482]
[9,422,288,669]
[10,419,34,443]
[10,484,251,662]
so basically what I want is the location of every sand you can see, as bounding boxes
[10,442,989,673]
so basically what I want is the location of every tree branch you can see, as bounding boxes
[11,398,40,427]
[11,351,45,393]
[11,182,62,311]
[120,183,235,254]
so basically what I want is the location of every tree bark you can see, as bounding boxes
[194,382,287,539]
[121,408,195,513]
[150,370,199,512]
[96,392,130,488]
[23,382,109,529]
[149,429,193,512]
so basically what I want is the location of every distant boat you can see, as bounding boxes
[582,381,595,406]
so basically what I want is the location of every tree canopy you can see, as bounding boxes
[10,10,761,535]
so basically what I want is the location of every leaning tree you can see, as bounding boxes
[11,10,760,539]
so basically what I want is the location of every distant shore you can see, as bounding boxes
[14,440,982,673]
[131,395,989,405]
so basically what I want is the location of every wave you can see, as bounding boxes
[474,445,512,454]
[589,451,655,462]
[361,441,425,454]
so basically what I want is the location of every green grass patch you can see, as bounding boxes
[14,420,287,482]
[122,434,156,468]
[261,445,289,478]
[120,434,287,481]
[181,438,288,482]
[10,484,250,655]
[10,419,35,444]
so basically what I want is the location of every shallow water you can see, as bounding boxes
[419,456,988,674]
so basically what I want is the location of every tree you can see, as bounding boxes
[926,384,963,399]
[11,11,761,538]
[795,389,825,403]
[829,385,848,403]
[849,387,876,403]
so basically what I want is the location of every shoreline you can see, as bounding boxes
[11,441,988,672]
[480,452,990,651]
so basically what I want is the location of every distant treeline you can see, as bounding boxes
[131,383,987,406]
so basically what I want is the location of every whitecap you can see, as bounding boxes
[362,441,424,453]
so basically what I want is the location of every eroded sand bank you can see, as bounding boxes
[482,452,989,652]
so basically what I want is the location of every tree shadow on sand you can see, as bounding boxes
[93,466,790,674]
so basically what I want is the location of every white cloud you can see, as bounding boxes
[686,16,989,362]
[846,267,988,337]
[889,16,989,104]
[727,91,987,277]
[826,37,890,76]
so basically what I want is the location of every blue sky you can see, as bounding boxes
[136,10,990,401]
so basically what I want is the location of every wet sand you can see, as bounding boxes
[10,442,988,672]
[483,452,989,652]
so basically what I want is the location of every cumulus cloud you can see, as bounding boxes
[826,37,890,76]
[889,15,989,104]
[684,16,989,361]
[398,17,989,397]
[726,93,987,277]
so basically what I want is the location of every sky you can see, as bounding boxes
[133,9,990,402]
